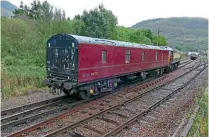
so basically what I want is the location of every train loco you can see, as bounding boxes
[188,51,199,60]
[44,34,181,99]
[190,53,199,60]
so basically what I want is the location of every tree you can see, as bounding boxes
[13,1,25,17]
[71,19,86,35]
[152,35,167,46]
[41,0,54,21]
[27,0,42,19]
[14,0,65,21]
[129,30,144,43]
[74,15,81,20]
[54,8,62,20]
[141,29,153,41]
[75,4,118,38]
[13,9,25,17]
[111,26,132,41]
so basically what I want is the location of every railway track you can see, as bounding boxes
[5,59,203,137]
[1,60,192,134]
[102,64,207,137]
[1,96,65,117]
[1,97,80,129]
[179,59,189,64]
[1,72,170,136]
[1,60,195,136]
[47,62,207,137]
[1,96,72,127]
[0,73,165,132]
[178,60,191,68]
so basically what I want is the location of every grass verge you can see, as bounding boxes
[187,87,208,137]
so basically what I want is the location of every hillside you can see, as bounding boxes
[1,0,17,17]
[131,17,208,52]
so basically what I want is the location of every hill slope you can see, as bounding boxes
[131,17,208,52]
[1,1,17,17]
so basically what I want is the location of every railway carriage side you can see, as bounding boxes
[77,41,172,98]
[78,44,171,84]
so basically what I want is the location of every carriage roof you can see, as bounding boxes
[49,34,173,51]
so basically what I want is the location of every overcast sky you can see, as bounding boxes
[7,0,209,27]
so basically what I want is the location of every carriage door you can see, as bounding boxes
[168,51,173,64]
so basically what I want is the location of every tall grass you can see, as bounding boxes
[187,88,208,137]
[1,17,74,97]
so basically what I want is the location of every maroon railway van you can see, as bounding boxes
[44,34,174,99]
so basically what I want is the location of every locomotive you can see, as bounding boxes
[188,51,199,60]
[44,34,181,99]
[190,53,199,60]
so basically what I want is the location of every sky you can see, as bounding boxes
[7,0,209,27]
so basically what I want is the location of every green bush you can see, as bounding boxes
[1,18,76,97]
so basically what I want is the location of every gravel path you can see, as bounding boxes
[115,66,208,137]
[1,89,65,110]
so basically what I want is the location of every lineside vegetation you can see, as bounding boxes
[187,88,208,137]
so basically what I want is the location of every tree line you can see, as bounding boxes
[12,0,167,46]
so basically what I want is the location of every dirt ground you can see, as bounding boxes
[1,89,65,110]
[115,66,208,137]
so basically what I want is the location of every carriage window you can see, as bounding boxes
[102,50,107,63]
[125,50,130,63]
[155,52,158,60]
[142,52,145,61]
[161,53,163,60]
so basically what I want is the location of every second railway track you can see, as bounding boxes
[4,59,204,137]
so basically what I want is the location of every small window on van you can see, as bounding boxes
[155,52,158,61]
[142,52,145,61]
[125,50,130,63]
[102,50,107,63]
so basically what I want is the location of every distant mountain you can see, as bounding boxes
[131,17,208,53]
[1,1,17,17]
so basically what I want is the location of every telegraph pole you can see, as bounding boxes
[157,27,162,46]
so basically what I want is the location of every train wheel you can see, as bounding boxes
[156,69,161,76]
[113,81,117,89]
[175,64,178,69]
[165,66,170,73]
[63,89,70,96]
[161,68,164,75]
[63,89,78,98]
[141,72,147,80]
[79,90,90,100]
[169,66,173,72]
